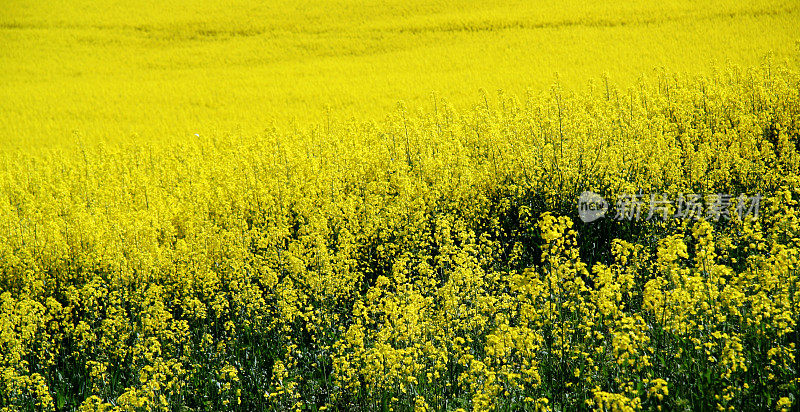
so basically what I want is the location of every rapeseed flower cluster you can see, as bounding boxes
[1,63,799,410]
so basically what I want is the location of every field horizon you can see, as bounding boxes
[2,0,800,146]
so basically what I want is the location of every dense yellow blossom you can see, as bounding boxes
[1,30,800,412]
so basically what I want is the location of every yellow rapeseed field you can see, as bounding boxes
[1,0,799,146]
[1,1,799,411]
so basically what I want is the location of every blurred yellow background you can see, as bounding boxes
[1,0,798,146]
